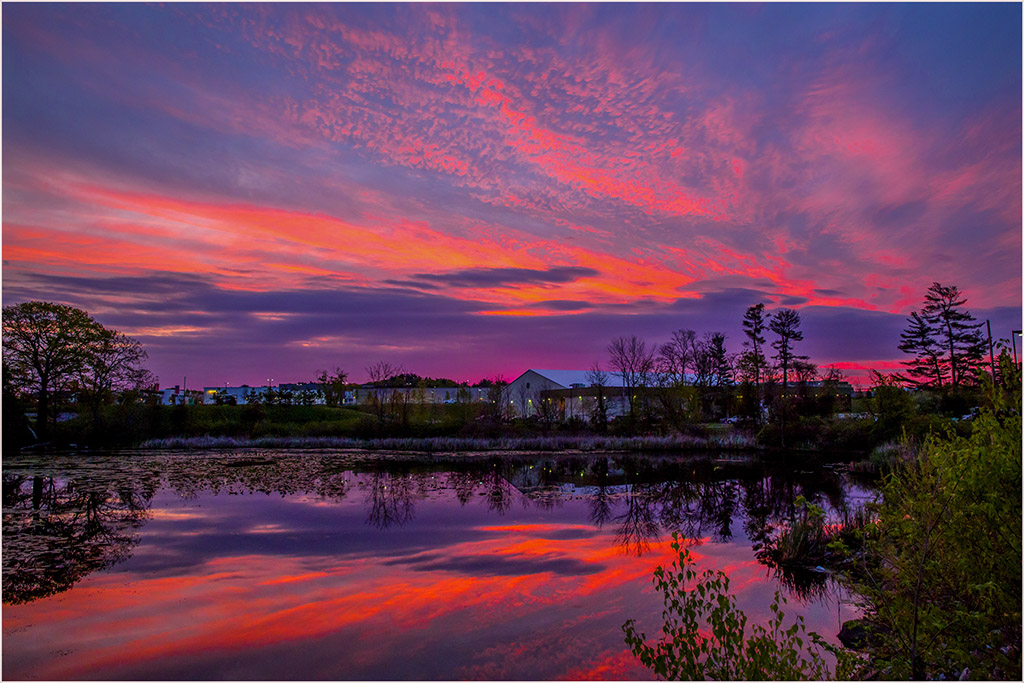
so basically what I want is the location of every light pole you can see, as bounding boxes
[1013,331,1022,368]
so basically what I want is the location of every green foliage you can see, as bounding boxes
[2,365,35,450]
[766,496,828,566]
[868,371,916,442]
[623,534,851,680]
[3,301,153,441]
[51,403,375,446]
[856,362,1022,679]
[756,415,874,451]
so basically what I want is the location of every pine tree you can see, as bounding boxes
[708,333,733,387]
[921,283,985,388]
[740,304,769,391]
[898,311,946,388]
[769,308,804,392]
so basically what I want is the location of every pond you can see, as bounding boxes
[2,450,874,680]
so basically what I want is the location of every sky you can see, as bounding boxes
[2,3,1021,388]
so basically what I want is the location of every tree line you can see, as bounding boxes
[591,303,828,433]
[3,281,1008,448]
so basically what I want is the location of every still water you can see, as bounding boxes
[2,450,872,680]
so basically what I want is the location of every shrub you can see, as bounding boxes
[855,365,1021,679]
[623,534,856,680]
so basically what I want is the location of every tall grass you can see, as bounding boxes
[138,431,758,452]
[762,496,875,569]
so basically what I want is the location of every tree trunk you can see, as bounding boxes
[36,381,49,441]
[945,319,957,387]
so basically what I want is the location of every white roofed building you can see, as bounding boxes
[506,369,630,420]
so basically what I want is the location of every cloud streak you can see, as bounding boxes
[2,3,1019,386]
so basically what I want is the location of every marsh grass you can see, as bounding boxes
[138,432,759,452]
[762,496,875,571]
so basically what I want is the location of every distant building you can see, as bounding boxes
[201,385,257,405]
[195,382,487,406]
[352,385,491,405]
[157,385,204,405]
[201,384,336,405]
[505,369,631,420]
[505,369,855,420]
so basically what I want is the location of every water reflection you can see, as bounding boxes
[3,451,869,608]
[363,468,417,529]
[2,470,156,605]
[3,451,872,680]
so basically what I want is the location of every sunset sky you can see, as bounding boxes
[3,3,1020,387]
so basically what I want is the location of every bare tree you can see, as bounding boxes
[587,361,609,431]
[535,391,558,430]
[365,360,402,422]
[516,380,532,418]
[654,330,697,428]
[484,375,511,423]
[690,333,717,389]
[83,329,153,393]
[608,335,655,418]
[657,329,696,386]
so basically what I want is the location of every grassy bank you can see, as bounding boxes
[14,395,969,458]
[40,403,375,448]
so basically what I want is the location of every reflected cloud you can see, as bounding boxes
[3,452,872,679]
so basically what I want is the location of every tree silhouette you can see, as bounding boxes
[740,303,770,404]
[920,283,985,388]
[899,311,946,388]
[608,335,656,419]
[364,468,416,529]
[3,303,108,439]
[614,484,661,556]
[768,308,804,393]
[586,362,610,431]
[315,367,349,407]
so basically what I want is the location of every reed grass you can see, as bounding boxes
[137,431,759,452]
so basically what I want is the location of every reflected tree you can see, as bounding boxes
[3,470,157,605]
[485,467,517,515]
[587,459,616,528]
[588,485,616,528]
[364,469,417,530]
[449,470,480,506]
[615,483,661,556]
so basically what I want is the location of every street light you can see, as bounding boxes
[1013,331,1022,368]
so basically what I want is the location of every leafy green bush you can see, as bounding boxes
[856,366,1021,679]
[623,534,854,680]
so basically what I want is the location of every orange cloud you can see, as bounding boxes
[6,173,714,309]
